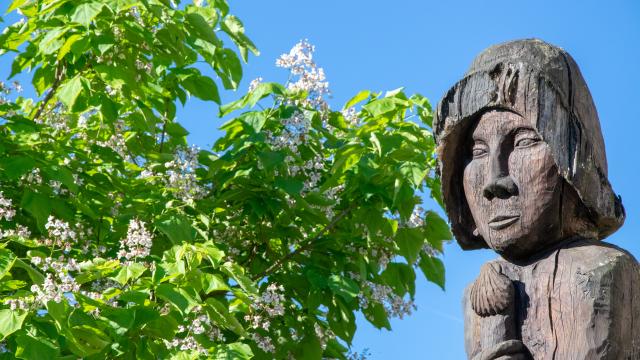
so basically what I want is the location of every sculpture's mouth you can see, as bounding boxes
[488,215,520,230]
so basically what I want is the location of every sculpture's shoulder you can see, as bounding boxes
[558,238,639,275]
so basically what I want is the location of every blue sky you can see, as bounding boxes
[2,0,639,358]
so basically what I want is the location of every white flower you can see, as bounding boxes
[0,192,15,221]
[276,40,330,110]
[405,206,425,228]
[31,273,80,305]
[162,145,206,202]
[248,77,263,92]
[118,218,153,260]
[44,216,77,247]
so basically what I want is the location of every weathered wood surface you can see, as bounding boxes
[464,239,640,359]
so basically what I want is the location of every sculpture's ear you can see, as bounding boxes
[560,180,599,240]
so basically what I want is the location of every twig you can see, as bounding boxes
[32,61,65,122]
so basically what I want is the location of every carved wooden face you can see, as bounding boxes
[462,110,563,260]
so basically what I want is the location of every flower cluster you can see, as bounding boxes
[118,219,153,261]
[95,119,128,160]
[347,349,371,360]
[251,333,275,353]
[405,206,425,228]
[341,107,359,127]
[31,272,80,305]
[20,168,43,186]
[314,322,336,350]
[0,224,31,240]
[248,77,263,92]
[276,39,330,110]
[0,80,22,105]
[265,111,311,153]
[244,283,286,353]
[164,306,223,356]
[358,281,416,320]
[41,216,77,252]
[0,192,15,221]
[31,255,79,273]
[162,145,206,202]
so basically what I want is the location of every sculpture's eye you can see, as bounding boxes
[471,142,488,158]
[514,130,541,148]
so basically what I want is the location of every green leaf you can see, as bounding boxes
[0,155,34,180]
[182,75,220,103]
[57,75,87,109]
[395,227,424,264]
[0,249,16,279]
[38,28,67,55]
[298,335,322,360]
[327,275,359,303]
[362,302,391,330]
[113,262,147,285]
[239,111,265,133]
[57,34,83,60]
[419,255,445,290]
[212,343,253,360]
[20,190,52,230]
[71,2,105,27]
[185,12,217,45]
[7,0,29,13]
[344,90,371,110]
[363,98,397,117]
[32,66,54,96]
[0,280,27,291]
[0,310,27,340]
[381,262,416,297]
[155,214,195,244]
[14,259,44,284]
[68,325,111,356]
[221,15,258,61]
[219,82,285,116]
[156,283,197,314]
[221,262,257,295]
[400,162,427,188]
[201,273,229,294]
[15,333,58,360]
[274,178,303,196]
[216,48,242,90]
[205,298,246,336]
[425,210,453,245]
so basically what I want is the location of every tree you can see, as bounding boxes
[0,0,450,358]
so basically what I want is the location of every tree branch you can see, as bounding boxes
[253,202,357,280]
[33,61,65,122]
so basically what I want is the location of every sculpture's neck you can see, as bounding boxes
[498,235,596,266]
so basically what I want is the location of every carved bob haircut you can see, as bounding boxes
[433,39,625,250]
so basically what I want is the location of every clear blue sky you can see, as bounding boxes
[3,0,640,358]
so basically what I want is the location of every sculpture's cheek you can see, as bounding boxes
[508,145,560,233]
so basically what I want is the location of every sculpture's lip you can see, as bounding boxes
[488,215,520,230]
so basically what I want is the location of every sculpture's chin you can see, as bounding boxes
[488,238,525,259]
[486,235,538,262]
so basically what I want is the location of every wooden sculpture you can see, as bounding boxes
[434,39,640,359]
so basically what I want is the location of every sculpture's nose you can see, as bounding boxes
[482,146,518,200]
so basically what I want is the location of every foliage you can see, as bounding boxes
[0,0,450,359]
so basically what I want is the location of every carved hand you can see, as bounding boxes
[469,263,530,359]
[471,340,529,360]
